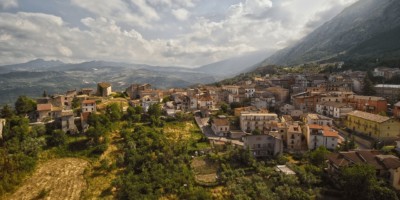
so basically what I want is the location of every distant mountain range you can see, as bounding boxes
[0,51,270,105]
[262,0,400,66]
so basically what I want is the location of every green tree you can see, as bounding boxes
[14,96,36,115]
[148,103,162,117]
[47,130,67,147]
[42,90,48,97]
[308,146,329,166]
[106,103,122,122]
[362,72,376,96]
[0,105,14,119]
[71,97,80,109]
[220,103,229,113]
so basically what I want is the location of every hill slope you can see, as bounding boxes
[263,0,400,66]
[195,50,273,77]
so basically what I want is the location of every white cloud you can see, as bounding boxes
[0,0,359,66]
[0,0,17,9]
[172,8,189,21]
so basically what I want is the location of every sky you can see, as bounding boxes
[0,0,358,67]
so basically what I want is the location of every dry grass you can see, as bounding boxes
[163,122,199,143]
[6,158,89,200]
[81,131,123,200]
[191,157,218,184]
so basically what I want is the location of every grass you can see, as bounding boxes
[191,156,218,184]
[81,130,123,199]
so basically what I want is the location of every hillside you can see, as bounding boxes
[262,0,400,66]
[0,60,220,105]
[195,50,274,77]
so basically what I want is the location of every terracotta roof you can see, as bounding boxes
[308,124,338,137]
[98,82,111,88]
[328,153,350,168]
[82,100,96,104]
[37,104,52,111]
[347,110,390,123]
[307,113,332,120]
[213,118,229,126]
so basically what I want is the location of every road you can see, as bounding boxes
[334,127,370,150]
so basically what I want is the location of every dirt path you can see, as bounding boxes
[7,158,89,200]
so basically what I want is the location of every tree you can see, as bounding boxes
[308,146,329,166]
[47,130,67,147]
[340,164,398,200]
[106,103,122,122]
[148,103,162,117]
[71,97,80,109]
[1,105,14,118]
[220,103,229,113]
[362,72,376,96]
[14,96,36,115]
[42,90,48,97]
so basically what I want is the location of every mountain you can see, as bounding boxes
[0,59,222,105]
[262,0,400,66]
[195,49,274,77]
[0,59,64,73]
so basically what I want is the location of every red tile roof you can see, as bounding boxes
[82,100,96,104]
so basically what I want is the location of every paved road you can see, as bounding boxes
[334,127,370,150]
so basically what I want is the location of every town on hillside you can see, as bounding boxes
[3,66,400,198]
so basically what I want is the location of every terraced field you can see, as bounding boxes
[7,158,89,200]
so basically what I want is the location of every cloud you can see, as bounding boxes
[172,8,189,21]
[0,0,18,9]
[0,0,359,66]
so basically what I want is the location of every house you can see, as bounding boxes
[240,113,279,133]
[374,84,400,103]
[0,119,5,140]
[345,110,400,140]
[141,95,161,112]
[394,101,400,118]
[280,104,295,115]
[80,88,94,96]
[211,118,230,137]
[373,67,400,80]
[36,104,52,122]
[327,150,400,190]
[343,95,387,114]
[97,82,112,97]
[316,101,354,118]
[243,134,283,157]
[60,110,77,134]
[80,112,91,132]
[306,124,339,150]
[266,87,289,103]
[304,113,333,126]
[81,100,96,113]
[125,83,152,99]
[198,95,214,110]
[222,85,240,95]
[286,122,303,151]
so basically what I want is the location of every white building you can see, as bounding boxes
[0,118,5,140]
[222,85,240,95]
[141,95,161,112]
[81,100,96,113]
[316,101,354,118]
[243,134,283,157]
[304,113,333,126]
[306,124,339,150]
[240,113,279,132]
[211,118,230,137]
